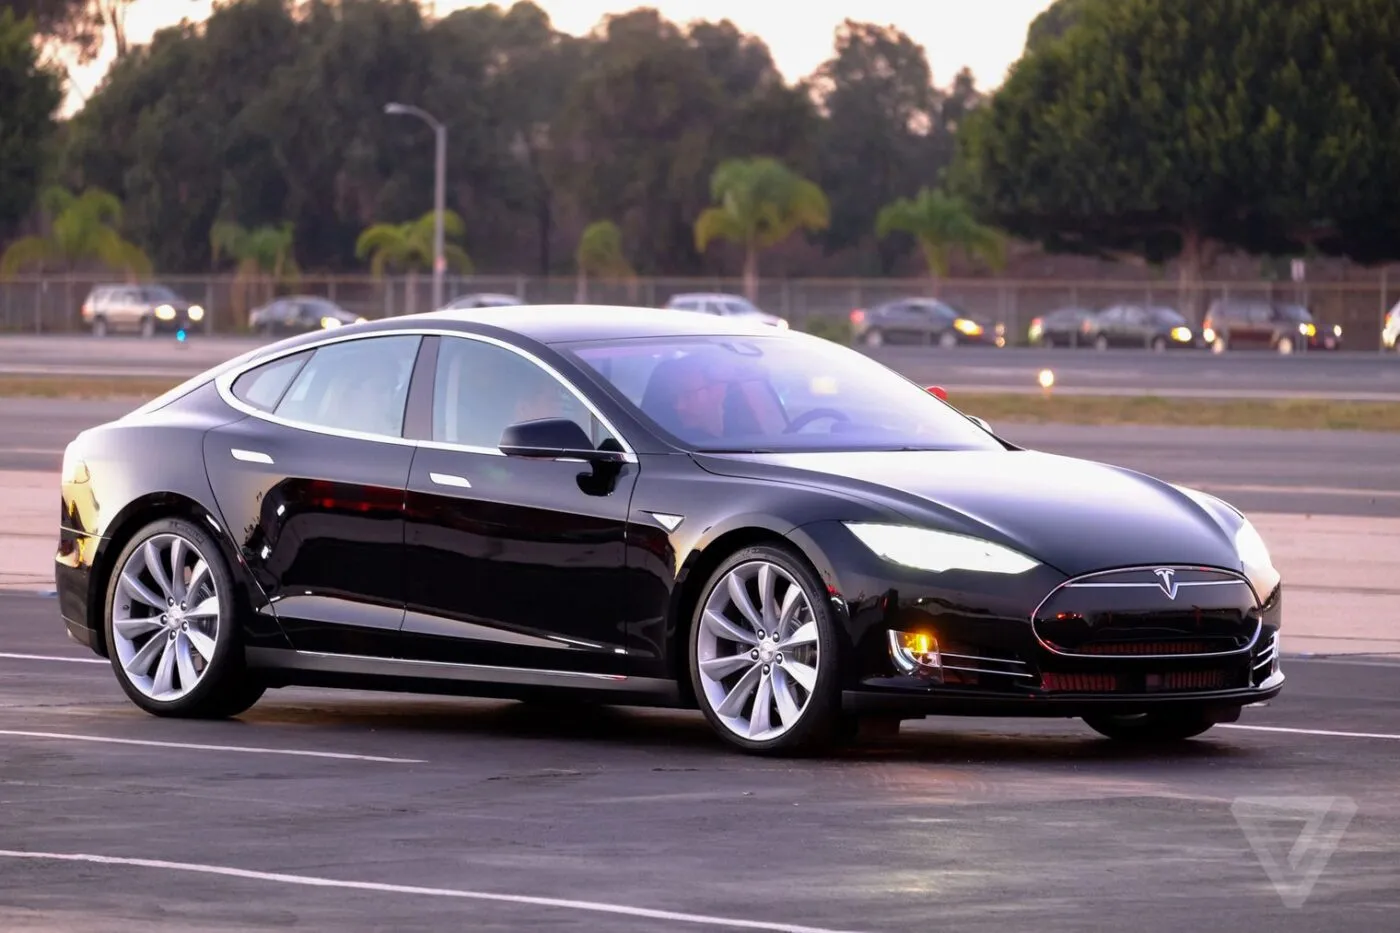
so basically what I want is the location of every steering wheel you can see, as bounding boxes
[784,407,851,434]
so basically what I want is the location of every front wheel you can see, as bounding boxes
[1081,709,1231,742]
[938,330,959,348]
[103,517,263,719]
[689,544,842,755]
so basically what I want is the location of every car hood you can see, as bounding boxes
[692,449,1244,578]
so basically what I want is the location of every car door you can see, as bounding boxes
[203,333,423,655]
[1120,306,1149,346]
[399,333,640,675]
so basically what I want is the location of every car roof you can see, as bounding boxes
[396,303,782,343]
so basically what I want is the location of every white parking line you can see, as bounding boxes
[1222,724,1400,741]
[0,731,425,764]
[0,652,107,664]
[0,850,863,933]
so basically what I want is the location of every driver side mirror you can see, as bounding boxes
[499,418,626,463]
[967,415,993,433]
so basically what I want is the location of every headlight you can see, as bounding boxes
[320,316,343,329]
[844,523,1039,575]
[1235,519,1272,569]
[954,318,983,336]
[354,316,367,324]
[61,442,89,485]
[1332,324,1342,337]
[1170,326,1192,342]
[187,305,205,322]
[1202,326,1216,342]
[154,304,176,321]
[1299,322,1316,337]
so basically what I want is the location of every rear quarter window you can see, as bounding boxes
[230,351,312,411]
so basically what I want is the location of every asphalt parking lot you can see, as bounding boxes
[2,592,1396,932]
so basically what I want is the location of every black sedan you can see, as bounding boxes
[54,306,1284,754]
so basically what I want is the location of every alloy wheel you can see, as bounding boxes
[695,560,820,742]
[111,532,222,702]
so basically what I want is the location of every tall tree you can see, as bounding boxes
[0,185,150,276]
[1024,0,1089,52]
[810,21,949,274]
[694,157,830,300]
[0,9,63,241]
[574,220,633,301]
[355,210,471,314]
[954,0,1400,315]
[210,220,299,326]
[875,188,1005,288]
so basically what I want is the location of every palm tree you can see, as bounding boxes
[694,157,829,302]
[355,210,472,315]
[210,221,300,329]
[575,220,634,302]
[875,188,1006,291]
[0,186,150,277]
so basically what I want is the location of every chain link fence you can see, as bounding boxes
[1,273,1394,350]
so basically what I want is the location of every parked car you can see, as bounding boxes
[81,284,205,338]
[440,292,524,310]
[55,305,1284,754]
[849,297,991,347]
[1201,299,1341,354]
[1084,305,1198,351]
[1383,302,1399,352]
[249,296,364,336]
[1027,307,1097,347]
[664,292,788,328]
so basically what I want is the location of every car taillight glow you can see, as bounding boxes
[850,309,865,324]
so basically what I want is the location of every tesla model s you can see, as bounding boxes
[54,305,1284,753]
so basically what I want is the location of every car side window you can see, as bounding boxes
[432,337,617,450]
[230,350,312,411]
[273,335,420,437]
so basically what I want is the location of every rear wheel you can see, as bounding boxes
[104,517,264,719]
[140,316,155,339]
[689,545,841,755]
[1151,335,1168,352]
[862,328,884,347]
[1081,709,1231,742]
[1094,334,1109,351]
[91,316,108,338]
[1277,335,1295,355]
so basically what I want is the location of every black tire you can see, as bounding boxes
[1151,335,1168,352]
[1094,334,1109,351]
[1081,709,1229,742]
[688,543,843,756]
[91,316,108,338]
[103,517,264,719]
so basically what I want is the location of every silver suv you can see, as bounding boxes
[81,284,205,337]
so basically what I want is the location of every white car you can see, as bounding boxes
[664,292,788,328]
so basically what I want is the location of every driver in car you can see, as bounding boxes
[668,357,728,439]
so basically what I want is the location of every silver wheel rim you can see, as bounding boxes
[111,533,221,702]
[695,560,819,742]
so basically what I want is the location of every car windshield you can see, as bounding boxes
[141,286,181,301]
[565,334,1004,453]
[1274,304,1313,322]
[718,299,762,316]
[1150,308,1187,324]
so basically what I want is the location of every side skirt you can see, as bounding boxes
[245,647,684,707]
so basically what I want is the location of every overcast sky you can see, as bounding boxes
[66,0,1054,112]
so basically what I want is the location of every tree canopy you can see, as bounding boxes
[0,10,63,239]
[955,0,1400,299]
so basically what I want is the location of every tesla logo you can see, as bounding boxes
[1154,568,1179,599]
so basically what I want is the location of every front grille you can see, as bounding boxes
[1041,668,1243,694]
[1071,639,1233,656]
[1033,566,1260,658]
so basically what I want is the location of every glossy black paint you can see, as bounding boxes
[54,305,1284,719]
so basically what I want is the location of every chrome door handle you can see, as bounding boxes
[231,448,274,464]
[429,472,472,489]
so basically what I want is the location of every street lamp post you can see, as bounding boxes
[384,102,447,311]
